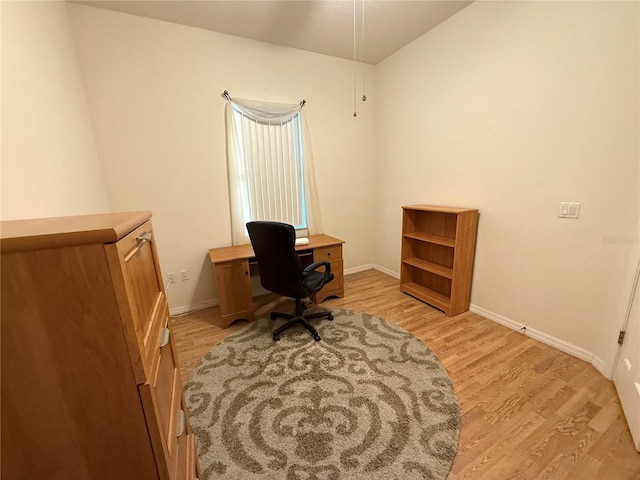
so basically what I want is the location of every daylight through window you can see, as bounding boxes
[224,97,322,245]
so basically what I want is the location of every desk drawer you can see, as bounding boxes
[314,259,343,303]
[314,245,343,303]
[314,245,342,263]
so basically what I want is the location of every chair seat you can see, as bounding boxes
[305,269,334,292]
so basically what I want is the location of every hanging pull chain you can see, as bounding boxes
[353,73,357,117]
[362,0,367,102]
[353,0,357,117]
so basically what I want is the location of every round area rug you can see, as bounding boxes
[184,309,460,480]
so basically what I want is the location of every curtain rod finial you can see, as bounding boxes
[300,99,306,107]
[222,90,231,101]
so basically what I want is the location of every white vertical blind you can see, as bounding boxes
[225,97,322,245]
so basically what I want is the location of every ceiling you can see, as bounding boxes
[73,1,473,65]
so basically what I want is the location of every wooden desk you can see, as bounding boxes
[209,234,344,327]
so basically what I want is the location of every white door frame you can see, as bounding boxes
[612,258,640,451]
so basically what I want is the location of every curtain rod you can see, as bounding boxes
[222,90,306,107]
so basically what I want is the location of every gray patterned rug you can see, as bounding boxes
[184,309,460,480]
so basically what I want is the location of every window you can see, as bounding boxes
[231,103,306,229]
[225,97,322,244]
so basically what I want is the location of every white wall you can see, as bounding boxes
[375,0,639,376]
[4,1,637,379]
[66,4,377,312]
[1,1,110,220]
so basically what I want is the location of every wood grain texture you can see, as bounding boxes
[208,233,344,263]
[400,206,478,316]
[209,234,345,327]
[172,269,640,479]
[0,210,152,253]
[104,220,166,384]
[312,245,343,303]
[2,212,198,479]
[1,244,158,479]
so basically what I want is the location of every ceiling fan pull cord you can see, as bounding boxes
[353,0,357,117]
[362,0,367,102]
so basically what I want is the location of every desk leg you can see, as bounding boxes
[214,259,255,327]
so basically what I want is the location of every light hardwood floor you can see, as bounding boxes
[172,269,640,479]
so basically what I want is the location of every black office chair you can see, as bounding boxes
[246,221,334,341]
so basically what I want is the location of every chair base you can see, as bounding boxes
[271,299,334,341]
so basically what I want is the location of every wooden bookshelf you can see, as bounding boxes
[400,205,478,316]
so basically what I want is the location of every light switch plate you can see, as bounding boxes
[559,202,581,219]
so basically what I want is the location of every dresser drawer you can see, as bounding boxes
[139,317,183,480]
[175,432,198,480]
[106,219,166,383]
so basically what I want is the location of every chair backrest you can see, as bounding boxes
[246,221,305,299]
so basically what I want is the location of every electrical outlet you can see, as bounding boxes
[167,273,176,284]
[180,269,189,281]
[559,202,580,219]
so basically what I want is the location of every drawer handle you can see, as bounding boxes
[159,327,171,347]
[137,231,153,243]
[124,231,153,262]
[176,409,186,437]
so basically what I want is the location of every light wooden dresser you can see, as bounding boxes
[1,211,199,480]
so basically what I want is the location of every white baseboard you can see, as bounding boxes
[591,355,610,379]
[374,264,400,279]
[469,304,610,378]
[169,299,217,317]
[344,263,376,275]
[344,263,399,278]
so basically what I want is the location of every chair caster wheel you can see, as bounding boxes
[328,313,334,321]
[273,334,280,341]
[314,335,321,342]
